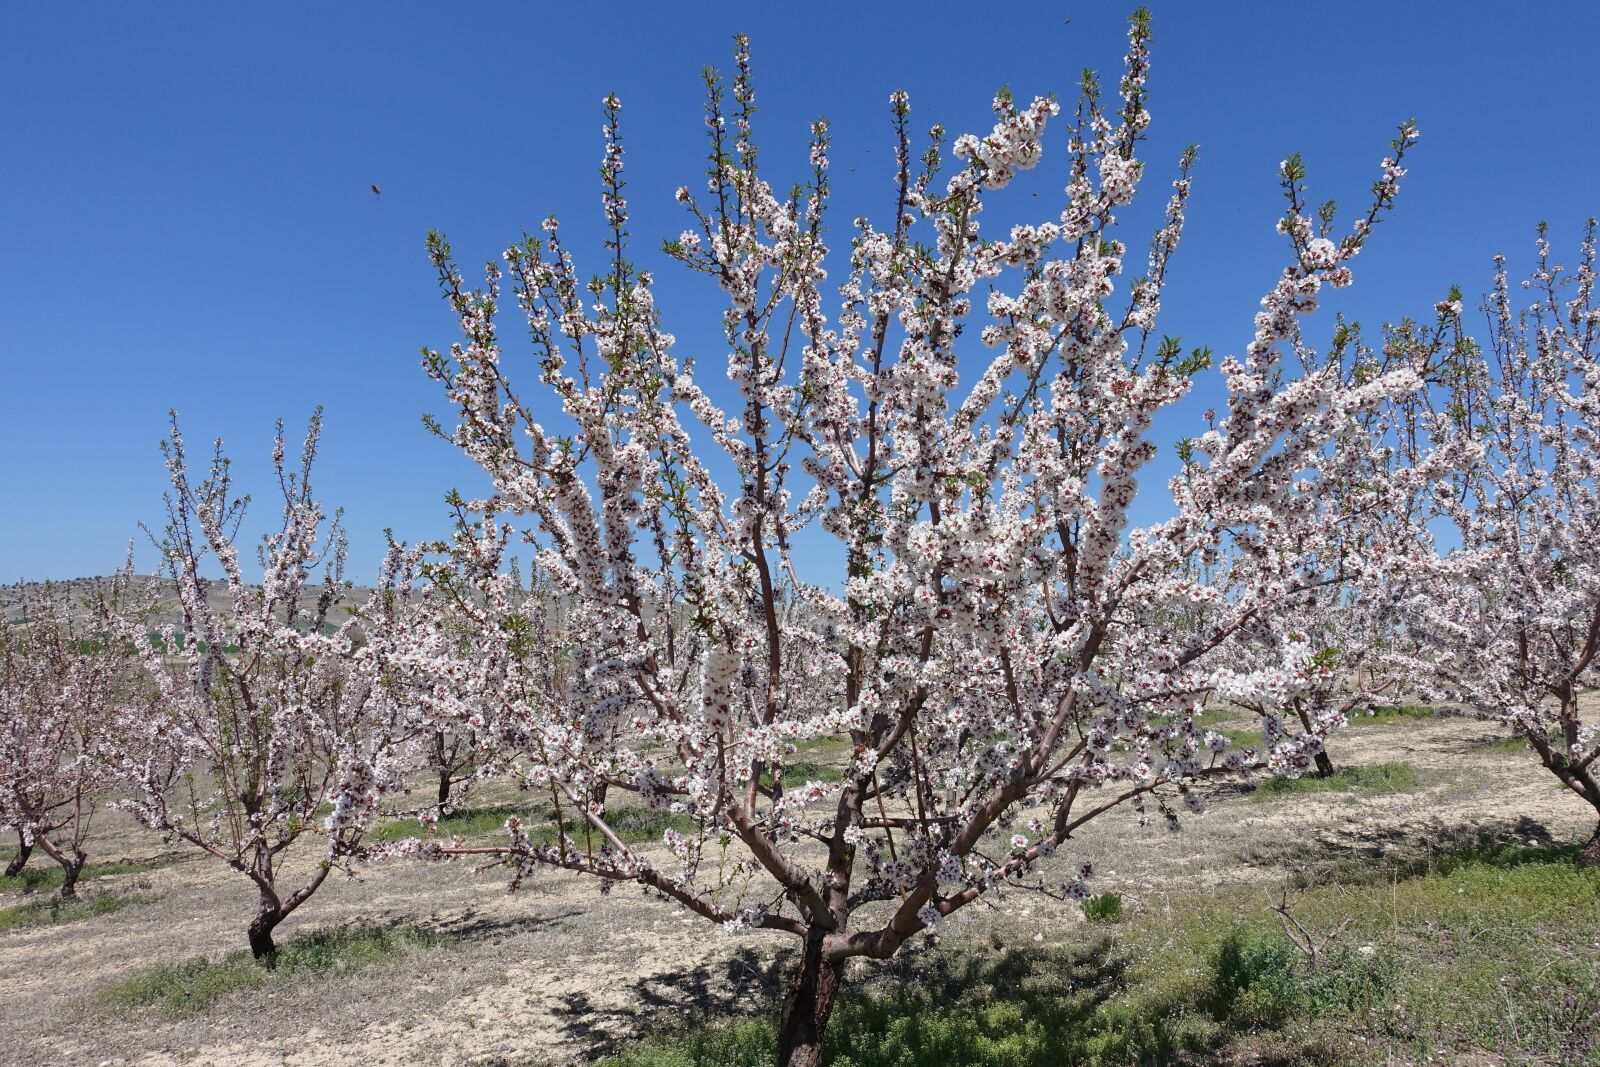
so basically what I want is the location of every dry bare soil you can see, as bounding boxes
[0,713,1593,1067]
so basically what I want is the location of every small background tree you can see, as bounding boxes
[1411,222,1600,863]
[121,412,423,961]
[0,567,151,896]
[1207,317,1457,778]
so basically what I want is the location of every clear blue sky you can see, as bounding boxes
[3,2,1596,582]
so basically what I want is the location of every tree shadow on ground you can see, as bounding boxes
[429,906,582,941]
[546,928,1226,1065]
[546,944,788,1054]
[1236,814,1572,888]
[1356,813,1557,860]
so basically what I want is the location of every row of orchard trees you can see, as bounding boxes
[5,12,1600,1066]
[0,418,485,959]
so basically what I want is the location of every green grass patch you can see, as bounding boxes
[1082,893,1124,924]
[0,859,154,895]
[1351,703,1436,724]
[1426,840,1587,876]
[1472,733,1529,753]
[372,803,531,841]
[602,838,1600,1066]
[1218,727,1263,748]
[527,807,697,848]
[762,760,846,786]
[604,1017,777,1067]
[1290,840,1588,891]
[1216,703,1435,748]
[0,891,148,932]
[1219,704,1434,748]
[375,801,699,848]
[1251,761,1419,801]
[1363,844,1600,1062]
[100,924,446,1017]
[790,735,855,758]
[1206,927,1395,1029]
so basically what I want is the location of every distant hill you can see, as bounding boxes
[1,574,377,628]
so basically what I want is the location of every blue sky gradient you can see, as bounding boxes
[3,1,1596,581]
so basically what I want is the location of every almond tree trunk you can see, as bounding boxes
[1579,820,1600,868]
[1294,704,1337,778]
[32,833,86,899]
[59,856,84,898]
[3,834,31,877]
[248,893,284,966]
[243,851,331,967]
[1553,687,1600,868]
[776,931,845,1067]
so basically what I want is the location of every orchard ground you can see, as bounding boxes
[1,710,1596,1067]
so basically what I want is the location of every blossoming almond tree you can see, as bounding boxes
[1207,540,1426,779]
[1412,223,1600,864]
[423,724,491,811]
[387,515,572,814]
[121,413,423,962]
[0,567,152,897]
[409,14,1425,1063]
[1206,319,1459,778]
[381,500,529,819]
